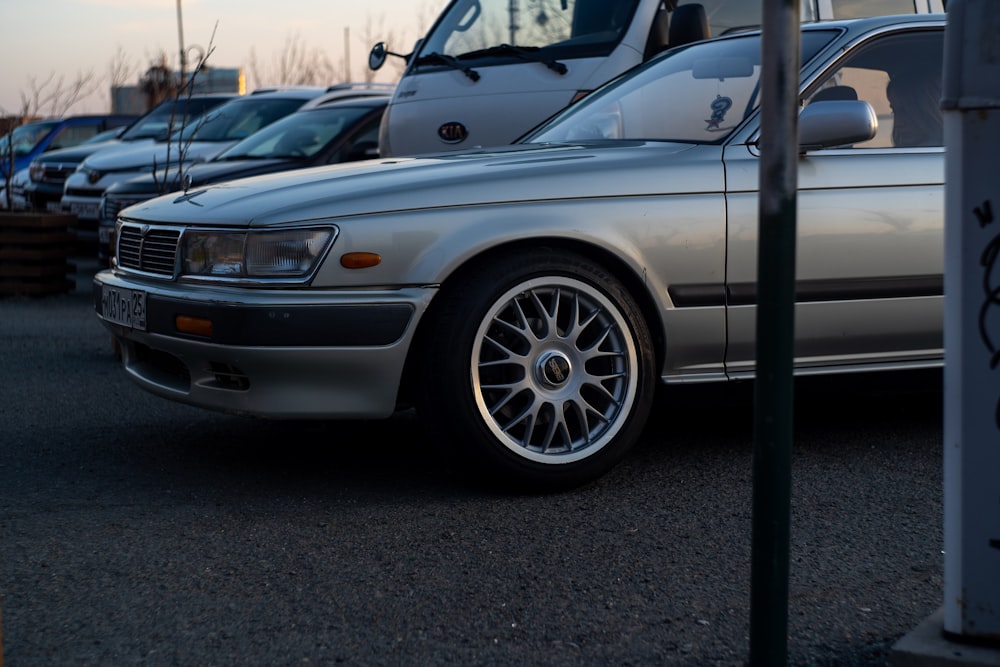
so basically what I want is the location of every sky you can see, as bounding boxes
[1,0,447,116]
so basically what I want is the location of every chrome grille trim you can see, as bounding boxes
[102,196,148,223]
[116,222,183,277]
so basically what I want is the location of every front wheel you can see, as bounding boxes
[417,250,656,491]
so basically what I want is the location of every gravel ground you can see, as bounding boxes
[0,263,944,666]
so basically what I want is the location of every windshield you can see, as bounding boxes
[178,98,306,143]
[215,106,371,160]
[1,121,58,157]
[526,29,838,145]
[418,0,641,63]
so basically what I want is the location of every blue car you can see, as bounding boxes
[1,114,137,179]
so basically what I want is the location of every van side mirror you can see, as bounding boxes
[369,43,388,71]
[369,42,415,71]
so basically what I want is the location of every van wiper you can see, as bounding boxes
[413,52,481,81]
[458,44,568,75]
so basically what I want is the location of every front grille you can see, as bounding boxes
[63,186,101,198]
[117,223,181,276]
[103,196,148,223]
[40,164,76,185]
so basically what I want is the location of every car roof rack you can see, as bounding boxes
[324,82,395,92]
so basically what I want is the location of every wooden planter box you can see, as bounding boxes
[0,212,78,296]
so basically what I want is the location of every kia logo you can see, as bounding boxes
[438,122,468,144]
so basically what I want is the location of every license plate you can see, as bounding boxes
[70,202,99,220]
[45,201,62,213]
[102,286,147,331]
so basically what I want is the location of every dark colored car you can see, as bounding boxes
[98,96,387,261]
[22,94,238,215]
[1,114,137,179]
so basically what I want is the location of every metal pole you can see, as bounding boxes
[176,0,187,88]
[750,0,800,664]
[509,0,518,45]
[345,27,351,82]
[941,0,1000,644]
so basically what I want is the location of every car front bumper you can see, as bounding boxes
[23,181,64,211]
[93,270,436,419]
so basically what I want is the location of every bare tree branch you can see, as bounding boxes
[18,70,101,117]
[108,46,136,91]
[248,32,341,89]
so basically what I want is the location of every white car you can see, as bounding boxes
[94,15,946,490]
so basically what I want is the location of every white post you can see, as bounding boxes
[942,0,1000,644]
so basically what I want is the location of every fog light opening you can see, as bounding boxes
[209,362,250,391]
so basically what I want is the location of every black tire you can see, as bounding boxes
[416,249,656,491]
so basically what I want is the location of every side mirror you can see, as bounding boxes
[369,43,387,71]
[346,141,379,162]
[798,100,878,151]
[369,42,416,71]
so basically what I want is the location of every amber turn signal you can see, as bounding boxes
[176,315,214,337]
[340,252,382,269]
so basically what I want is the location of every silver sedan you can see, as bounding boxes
[93,14,945,490]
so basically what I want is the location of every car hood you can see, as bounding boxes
[32,139,128,165]
[108,158,302,196]
[85,140,235,171]
[122,141,713,227]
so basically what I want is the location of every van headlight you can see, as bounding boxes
[182,227,336,279]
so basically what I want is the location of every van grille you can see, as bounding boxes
[117,224,181,277]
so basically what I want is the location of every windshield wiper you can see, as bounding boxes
[457,44,567,75]
[413,52,480,82]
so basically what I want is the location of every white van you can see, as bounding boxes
[370,0,946,156]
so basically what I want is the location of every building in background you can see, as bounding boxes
[112,65,245,115]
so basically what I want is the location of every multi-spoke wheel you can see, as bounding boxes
[417,250,655,490]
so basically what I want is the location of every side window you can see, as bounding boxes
[802,30,943,149]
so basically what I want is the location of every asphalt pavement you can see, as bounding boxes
[0,258,947,666]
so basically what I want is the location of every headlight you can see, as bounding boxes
[182,227,335,279]
[29,162,43,182]
[81,166,105,184]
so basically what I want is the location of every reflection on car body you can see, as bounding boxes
[93,14,946,490]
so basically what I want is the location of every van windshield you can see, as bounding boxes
[417,0,642,63]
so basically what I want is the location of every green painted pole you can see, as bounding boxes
[749,0,800,665]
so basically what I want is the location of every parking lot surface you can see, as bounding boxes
[0,262,944,666]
